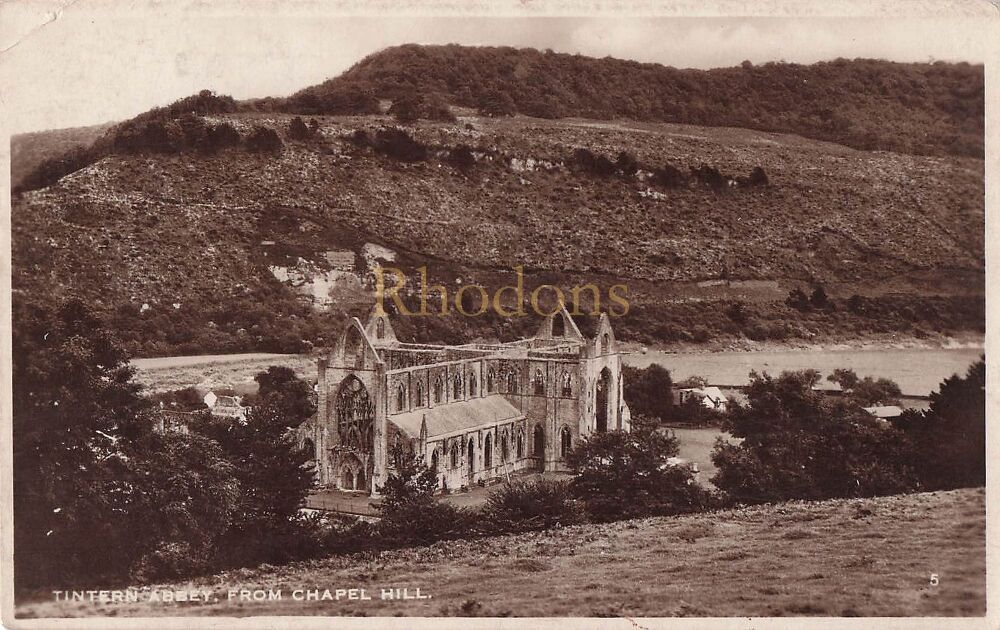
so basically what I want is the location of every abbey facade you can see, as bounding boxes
[297,306,630,496]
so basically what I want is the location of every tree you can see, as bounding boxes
[13,299,150,585]
[389,94,423,123]
[288,116,311,140]
[849,376,903,406]
[898,357,985,490]
[246,126,283,153]
[827,368,859,390]
[810,285,830,309]
[566,416,710,521]
[786,288,811,311]
[477,88,517,117]
[711,370,917,504]
[376,446,473,545]
[195,367,317,565]
[622,363,673,422]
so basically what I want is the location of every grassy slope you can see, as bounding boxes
[12,113,984,300]
[16,488,985,618]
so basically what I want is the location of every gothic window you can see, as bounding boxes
[601,332,611,354]
[450,440,459,468]
[453,373,463,399]
[500,431,509,462]
[487,367,496,393]
[469,371,478,397]
[516,428,525,458]
[415,380,424,406]
[560,426,572,458]
[431,448,439,471]
[376,319,385,339]
[434,374,444,403]
[507,369,519,394]
[533,368,545,395]
[396,383,406,412]
[335,376,374,453]
[561,371,573,397]
[484,433,493,469]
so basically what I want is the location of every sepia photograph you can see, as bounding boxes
[0,1,994,627]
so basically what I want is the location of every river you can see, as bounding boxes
[624,346,983,397]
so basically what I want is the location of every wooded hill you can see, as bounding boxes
[9,45,985,356]
[274,44,983,158]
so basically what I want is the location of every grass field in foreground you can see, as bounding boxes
[16,488,984,618]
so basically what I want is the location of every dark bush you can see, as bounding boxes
[572,148,616,177]
[448,144,476,169]
[246,126,283,153]
[389,94,422,123]
[288,116,311,140]
[372,127,428,162]
[616,151,639,177]
[786,288,811,311]
[15,145,96,193]
[651,163,688,189]
[566,417,713,521]
[711,370,918,504]
[690,163,728,191]
[748,166,769,186]
[202,122,242,153]
[622,364,674,422]
[476,88,517,117]
[481,479,586,534]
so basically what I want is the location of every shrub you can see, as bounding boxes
[566,418,712,521]
[372,127,428,162]
[288,116,311,140]
[389,94,422,123]
[786,288,811,311]
[711,370,918,504]
[477,88,517,117]
[651,163,688,188]
[448,144,476,169]
[481,479,586,534]
[572,148,616,177]
[622,364,674,422]
[246,126,284,153]
[15,145,97,193]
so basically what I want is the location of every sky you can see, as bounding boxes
[0,1,993,135]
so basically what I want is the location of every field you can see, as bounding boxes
[131,352,316,393]
[15,488,985,618]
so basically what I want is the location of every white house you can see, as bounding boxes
[677,386,728,411]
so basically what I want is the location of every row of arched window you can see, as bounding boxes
[428,425,574,473]
[393,366,577,413]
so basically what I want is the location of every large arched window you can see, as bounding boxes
[487,367,496,393]
[415,380,424,406]
[516,429,525,458]
[533,368,545,395]
[450,440,459,468]
[469,371,478,397]
[431,448,439,471]
[434,375,444,404]
[302,438,316,462]
[507,369,519,394]
[376,319,386,339]
[396,384,406,412]
[335,376,374,453]
[453,373,463,399]
[533,425,544,456]
[484,433,493,469]
[501,430,509,462]
[561,371,573,397]
[601,332,611,354]
[560,426,572,458]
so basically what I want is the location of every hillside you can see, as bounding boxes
[15,488,986,617]
[279,44,984,157]
[11,109,985,356]
[10,122,115,190]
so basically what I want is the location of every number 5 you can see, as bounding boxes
[930,574,939,586]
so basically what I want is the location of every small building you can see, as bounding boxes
[676,386,728,411]
[203,391,247,420]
